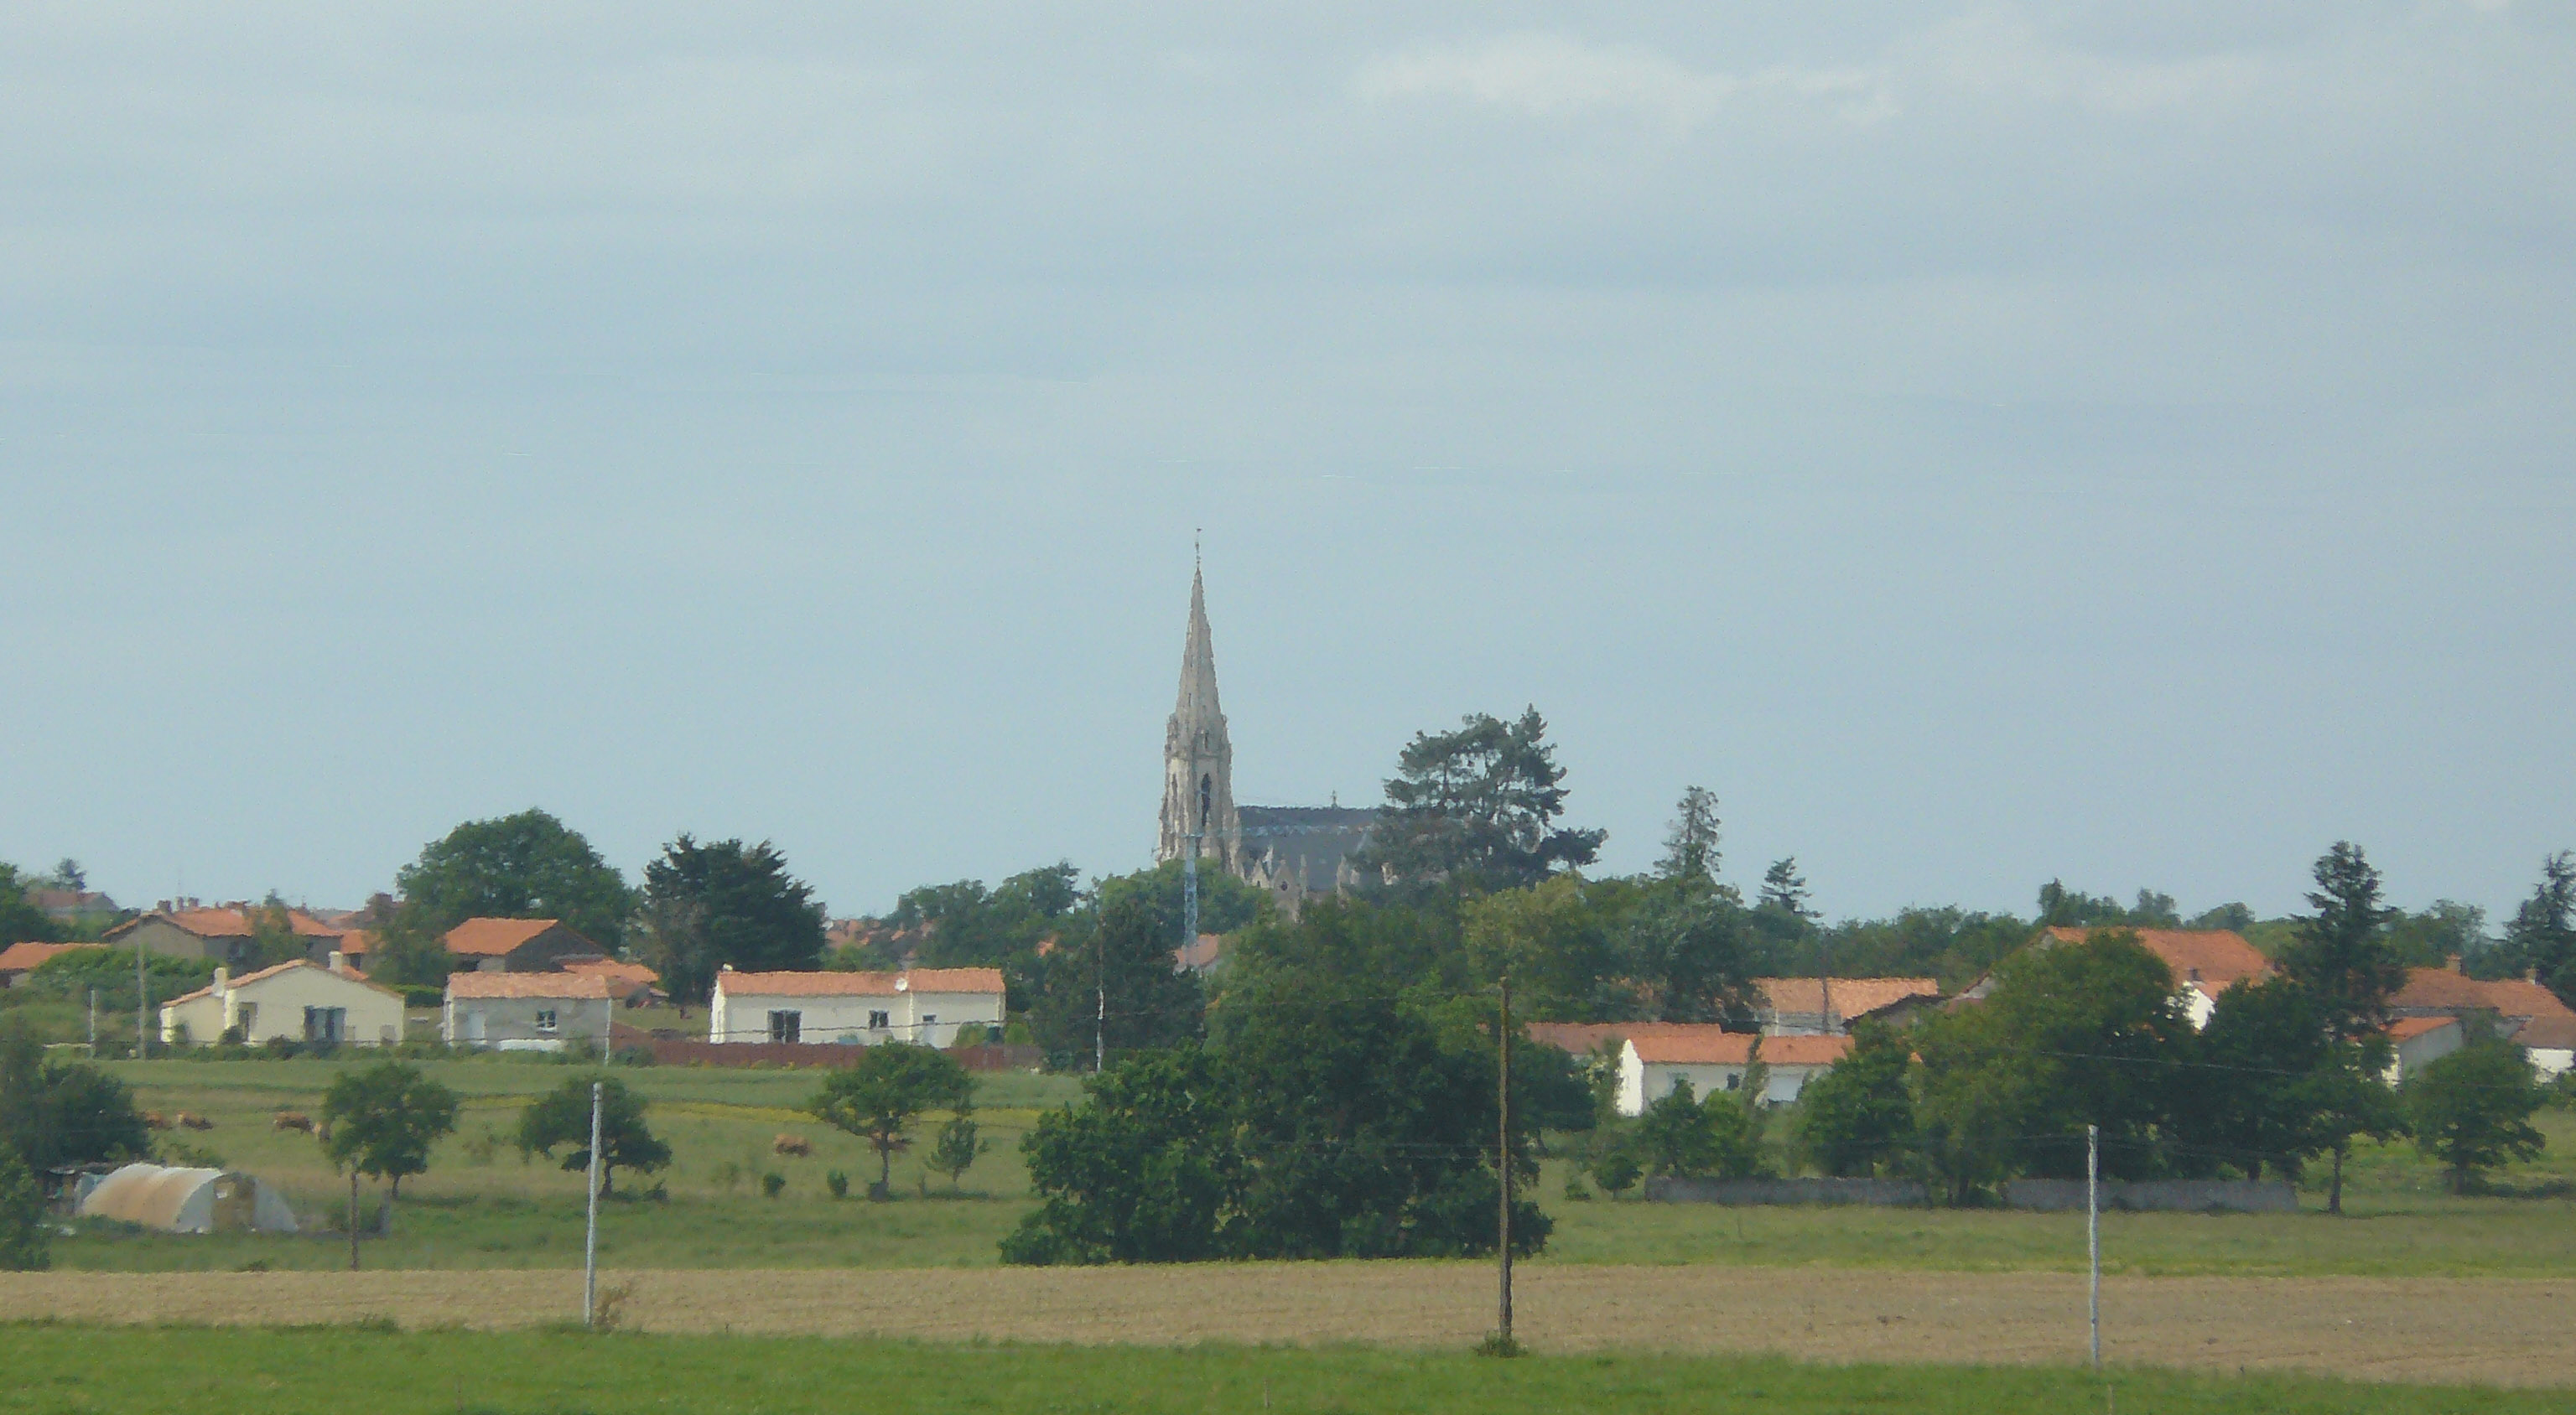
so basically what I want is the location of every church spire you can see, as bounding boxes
[1159,558,1239,868]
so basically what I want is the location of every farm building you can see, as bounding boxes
[103,904,356,970]
[1752,977,1943,1035]
[158,955,405,1047]
[0,941,103,988]
[709,966,1005,1047]
[1615,1029,1852,1115]
[560,957,664,1008]
[444,971,617,1050]
[2390,963,2576,1079]
[441,917,610,973]
[76,1163,299,1233]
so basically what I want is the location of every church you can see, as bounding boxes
[1156,564,1378,913]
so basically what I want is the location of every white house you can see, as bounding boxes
[708,967,1006,1048]
[1615,1029,1852,1116]
[2383,1015,2466,1082]
[444,971,617,1052]
[159,955,405,1048]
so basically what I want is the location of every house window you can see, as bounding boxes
[233,1003,258,1036]
[866,1010,891,1030]
[769,1010,802,1044]
[1725,1073,1741,1091]
[536,1009,558,1033]
[921,1013,937,1032]
[304,1007,346,1043]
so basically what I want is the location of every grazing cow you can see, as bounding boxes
[176,1112,215,1131]
[772,1134,811,1158]
[273,1112,315,1133]
[143,1112,170,1130]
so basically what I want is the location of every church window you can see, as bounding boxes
[1198,774,1212,830]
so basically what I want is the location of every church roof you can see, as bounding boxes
[1172,565,1224,733]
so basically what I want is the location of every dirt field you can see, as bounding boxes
[4,1264,2568,1388]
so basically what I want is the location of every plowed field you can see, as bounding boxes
[3,1264,2568,1387]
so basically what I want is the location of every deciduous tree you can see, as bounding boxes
[1794,1020,1916,1178]
[395,809,636,951]
[812,1044,973,1195]
[2405,1034,2546,1195]
[517,1075,670,1196]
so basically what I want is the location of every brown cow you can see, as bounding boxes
[143,1112,171,1130]
[272,1112,315,1133]
[176,1112,215,1131]
[771,1134,811,1158]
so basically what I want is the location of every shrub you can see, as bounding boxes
[761,1171,786,1199]
[0,1145,48,1272]
[613,1045,657,1067]
[826,1169,849,1200]
[948,1023,990,1050]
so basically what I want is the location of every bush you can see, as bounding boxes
[948,1024,990,1050]
[613,1045,658,1067]
[825,1169,849,1200]
[155,1138,225,1169]
[0,1146,47,1272]
[761,1171,787,1199]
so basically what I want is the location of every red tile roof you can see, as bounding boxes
[442,918,573,957]
[1754,977,1942,1019]
[0,941,104,973]
[2392,968,2576,1022]
[2384,1016,2459,1044]
[1523,1022,1716,1056]
[2516,1015,2576,1050]
[561,958,660,989]
[163,959,401,1006]
[2039,926,2275,993]
[1628,1029,1853,1067]
[714,967,1006,998]
[445,972,620,1001]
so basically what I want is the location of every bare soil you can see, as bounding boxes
[3,1265,2567,1388]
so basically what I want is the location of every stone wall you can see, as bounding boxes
[1644,1176,1930,1206]
[2002,1179,2298,1213]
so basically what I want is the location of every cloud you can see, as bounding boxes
[1353,32,1883,131]
[1917,13,2267,114]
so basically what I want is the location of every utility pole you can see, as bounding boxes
[584,1081,604,1327]
[135,932,148,1054]
[1497,972,1514,1348]
[1182,832,1200,952]
[2087,1122,2101,1371]
[87,989,97,1057]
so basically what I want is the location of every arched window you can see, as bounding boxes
[1197,774,1213,830]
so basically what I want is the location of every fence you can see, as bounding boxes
[1644,1177,1930,1206]
[1644,1176,2301,1211]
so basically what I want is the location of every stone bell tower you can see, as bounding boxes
[1157,561,1241,872]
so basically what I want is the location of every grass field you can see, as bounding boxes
[44,1056,2576,1278]
[0,1323,2563,1415]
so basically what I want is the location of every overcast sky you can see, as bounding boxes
[4,3,2569,925]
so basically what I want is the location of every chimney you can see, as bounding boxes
[156,899,171,914]
[328,951,346,975]
[2530,968,2542,984]
[212,967,231,996]
[2447,954,2464,974]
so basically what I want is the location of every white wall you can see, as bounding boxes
[1615,1045,1831,1116]
[442,995,612,1049]
[708,983,1004,1048]
[162,966,402,1046]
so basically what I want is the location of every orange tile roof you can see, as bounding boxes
[1628,1029,1853,1066]
[442,918,572,956]
[2039,926,2274,993]
[561,958,660,988]
[2384,1016,2459,1043]
[445,972,620,1001]
[164,907,256,939]
[0,941,104,973]
[714,967,1006,998]
[2392,968,2576,1022]
[1523,1022,1715,1055]
[1754,977,1942,1018]
[1173,934,1224,971]
[2516,1015,2576,1050]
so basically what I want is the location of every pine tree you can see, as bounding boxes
[2277,842,2403,1041]
[1657,786,1722,888]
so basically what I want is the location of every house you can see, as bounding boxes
[1961,926,2275,1029]
[1753,977,1943,1035]
[103,907,259,967]
[26,888,120,926]
[0,941,102,988]
[441,917,609,973]
[444,971,617,1051]
[708,967,1006,1048]
[1614,1029,1852,1116]
[1523,1021,1721,1059]
[158,954,405,1048]
[561,957,665,1008]
[2382,1015,2465,1082]
[2390,962,2576,1080]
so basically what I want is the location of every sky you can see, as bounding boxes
[3,3,2570,926]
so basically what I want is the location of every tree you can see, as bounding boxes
[517,1076,671,1195]
[2035,880,2129,929]
[45,859,86,892]
[1630,1077,1763,1180]
[0,863,62,946]
[2502,853,2576,1004]
[2183,979,2333,1180]
[0,1022,149,1172]
[813,1044,973,1195]
[1462,876,1620,1022]
[1621,884,1756,1024]
[1657,786,1722,887]
[1006,975,1549,1265]
[1025,873,1205,1068]
[394,809,637,951]
[927,1116,982,1191]
[1795,1020,1916,1177]
[636,836,828,1004]
[2308,1039,2405,1215]
[0,1145,44,1272]
[2277,842,2403,1041]
[320,1061,460,1203]
[1356,708,1603,892]
[2404,1034,2546,1195]
[1748,858,1818,967]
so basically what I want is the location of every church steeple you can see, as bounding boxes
[1158,560,1240,868]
